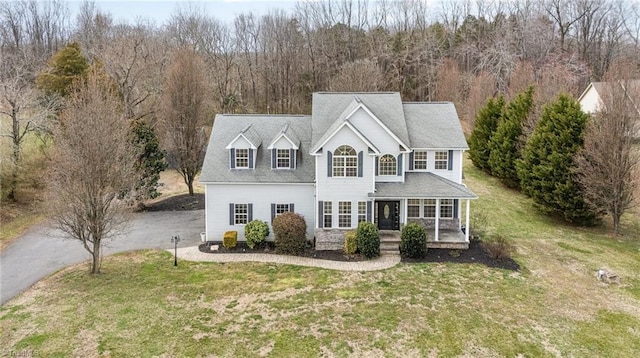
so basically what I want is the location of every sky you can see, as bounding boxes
[66,0,299,25]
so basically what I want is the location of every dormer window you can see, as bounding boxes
[235,149,249,168]
[277,149,290,168]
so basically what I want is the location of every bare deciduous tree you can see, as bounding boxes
[48,68,138,274]
[160,48,210,196]
[578,77,640,234]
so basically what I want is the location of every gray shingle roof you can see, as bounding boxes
[311,92,410,150]
[371,172,477,199]
[403,102,469,149]
[269,122,300,149]
[200,114,314,183]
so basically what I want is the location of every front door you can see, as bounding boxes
[377,201,399,230]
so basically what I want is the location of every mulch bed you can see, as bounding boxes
[148,194,518,270]
[198,239,520,270]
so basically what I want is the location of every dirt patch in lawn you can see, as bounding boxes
[143,193,205,211]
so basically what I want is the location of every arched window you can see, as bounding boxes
[378,154,396,176]
[333,145,357,177]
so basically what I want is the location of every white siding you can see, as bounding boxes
[349,108,405,183]
[407,150,463,183]
[205,183,315,241]
[579,86,602,114]
[273,136,294,149]
[231,136,252,149]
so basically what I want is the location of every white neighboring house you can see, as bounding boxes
[200,92,477,250]
[578,80,640,137]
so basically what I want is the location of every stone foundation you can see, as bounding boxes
[315,229,350,250]
[408,218,460,230]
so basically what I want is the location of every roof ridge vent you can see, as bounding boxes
[354,95,361,103]
[281,122,290,134]
[240,124,252,133]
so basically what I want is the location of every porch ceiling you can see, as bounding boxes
[370,172,478,199]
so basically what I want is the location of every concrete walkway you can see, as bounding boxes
[172,246,401,271]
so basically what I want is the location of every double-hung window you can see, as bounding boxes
[440,199,453,218]
[424,199,436,218]
[275,203,290,216]
[235,149,249,168]
[357,201,367,223]
[333,145,357,177]
[434,151,448,170]
[234,204,248,224]
[413,151,427,170]
[408,199,420,218]
[276,149,290,168]
[338,201,351,228]
[323,201,333,228]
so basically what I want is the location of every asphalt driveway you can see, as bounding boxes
[0,210,204,305]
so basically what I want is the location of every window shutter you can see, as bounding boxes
[271,149,276,169]
[366,201,372,222]
[229,203,234,225]
[453,199,459,218]
[318,201,324,228]
[290,203,295,212]
[271,203,276,223]
[290,149,295,169]
[409,152,414,170]
[375,157,379,176]
[248,149,254,169]
[397,153,403,176]
[357,151,363,177]
[448,150,453,171]
[327,151,332,177]
[248,204,253,221]
[230,149,236,169]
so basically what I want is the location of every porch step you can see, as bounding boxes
[379,231,401,255]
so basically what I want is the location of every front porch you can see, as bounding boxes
[427,229,468,249]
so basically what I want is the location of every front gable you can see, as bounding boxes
[345,103,410,153]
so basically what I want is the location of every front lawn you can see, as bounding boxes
[1,163,639,357]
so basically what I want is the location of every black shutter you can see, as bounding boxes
[248,204,253,221]
[448,150,453,171]
[248,149,254,169]
[409,152,414,170]
[327,151,332,177]
[397,153,403,176]
[366,201,372,222]
[271,149,276,169]
[375,157,379,176]
[454,199,459,218]
[271,203,276,223]
[318,201,324,228]
[357,151,363,177]
[229,203,235,225]
[230,149,236,169]
[290,203,295,212]
[290,149,295,169]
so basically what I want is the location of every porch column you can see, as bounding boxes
[435,199,440,241]
[465,199,470,243]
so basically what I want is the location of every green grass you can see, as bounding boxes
[1,161,639,357]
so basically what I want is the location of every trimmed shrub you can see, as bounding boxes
[343,230,358,255]
[273,212,307,255]
[245,220,269,249]
[481,234,516,259]
[400,223,427,258]
[223,231,237,249]
[356,221,380,259]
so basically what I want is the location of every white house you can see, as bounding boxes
[578,80,640,137]
[199,92,477,250]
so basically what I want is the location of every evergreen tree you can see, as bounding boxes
[131,119,168,206]
[517,94,599,225]
[488,86,534,188]
[468,95,505,173]
[36,42,89,98]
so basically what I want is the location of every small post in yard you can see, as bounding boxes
[171,235,181,266]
